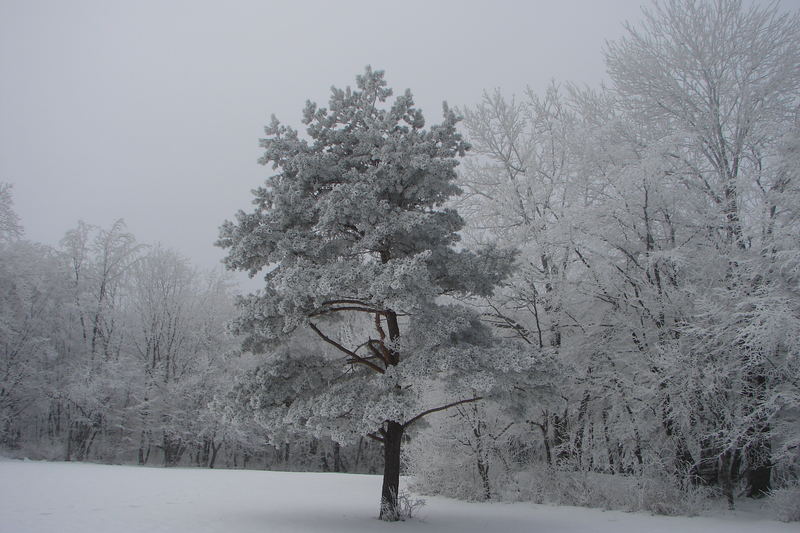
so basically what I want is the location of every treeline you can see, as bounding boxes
[0,200,380,472]
[408,0,800,512]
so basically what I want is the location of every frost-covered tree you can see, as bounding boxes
[445,0,800,510]
[606,0,800,250]
[56,221,142,461]
[0,183,23,242]
[0,207,249,466]
[605,0,800,500]
[0,240,69,447]
[125,246,239,466]
[218,67,521,520]
[407,401,519,501]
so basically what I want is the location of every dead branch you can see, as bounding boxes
[308,322,385,374]
[402,396,484,429]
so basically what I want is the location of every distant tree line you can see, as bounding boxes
[0,196,381,473]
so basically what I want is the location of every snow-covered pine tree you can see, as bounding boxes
[217,67,522,520]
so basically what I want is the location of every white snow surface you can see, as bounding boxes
[0,458,794,533]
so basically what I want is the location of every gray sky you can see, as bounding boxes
[0,0,673,276]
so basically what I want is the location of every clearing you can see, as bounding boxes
[0,459,792,533]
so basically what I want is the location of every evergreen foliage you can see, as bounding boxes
[218,67,521,520]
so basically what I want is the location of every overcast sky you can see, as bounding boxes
[1,0,783,281]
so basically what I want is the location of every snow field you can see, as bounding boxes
[0,459,796,533]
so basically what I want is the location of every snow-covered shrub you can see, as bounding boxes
[406,404,518,501]
[412,418,717,516]
[767,482,800,522]
[4,440,63,462]
[507,467,635,510]
[503,465,712,516]
[406,430,489,501]
[502,466,552,504]
[634,473,713,516]
[380,489,425,521]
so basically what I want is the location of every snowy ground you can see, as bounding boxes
[0,458,794,533]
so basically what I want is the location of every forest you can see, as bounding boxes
[1,0,798,523]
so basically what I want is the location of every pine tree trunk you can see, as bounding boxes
[379,421,404,521]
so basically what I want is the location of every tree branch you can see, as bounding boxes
[402,396,484,429]
[367,340,390,366]
[322,299,374,307]
[374,313,387,341]
[309,306,386,317]
[352,339,390,367]
[308,322,385,374]
[367,432,385,443]
[482,300,533,345]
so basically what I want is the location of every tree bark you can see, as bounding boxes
[209,441,222,469]
[379,421,404,520]
[333,442,342,473]
[719,449,739,510]
[477,455,491,500]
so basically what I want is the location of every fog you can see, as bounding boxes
[1,0,648,273]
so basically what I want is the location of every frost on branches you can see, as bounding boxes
[217,67,523,520]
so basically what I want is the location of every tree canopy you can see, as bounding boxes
[218,67,522,519]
